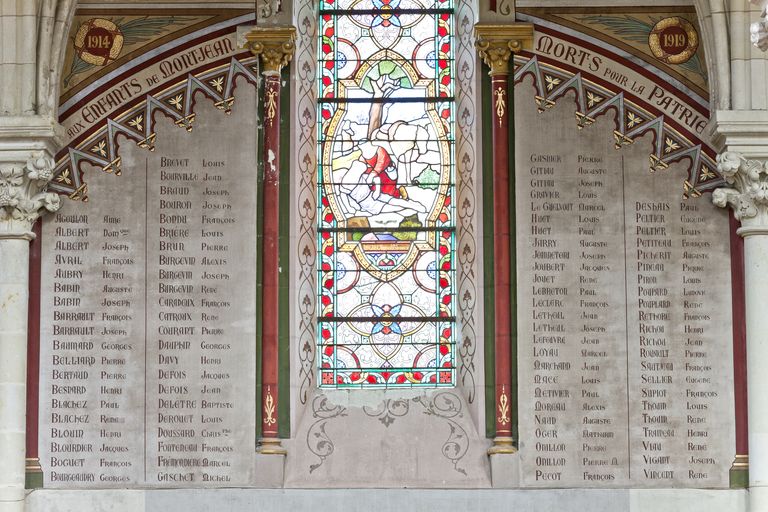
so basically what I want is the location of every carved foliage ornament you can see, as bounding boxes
[474,24,534,76]
[475,40,514,75]
[752,20,768,51]
[751,0,768,51]
[0,156,61,233]
[713,151,768,228]
[246,27,297,73]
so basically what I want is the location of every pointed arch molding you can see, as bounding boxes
[48,19,257,201]
[514,20,723,198]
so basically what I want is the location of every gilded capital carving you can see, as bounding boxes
[713,151,768,234]
[0,154,61,239]
[245,26,297,74]
[474,23,534,76]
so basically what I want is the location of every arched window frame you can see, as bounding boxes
[315,0,458,389]
[291,0,483,428]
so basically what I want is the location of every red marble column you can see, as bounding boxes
[246,27,295,455]
[490,73,513,442]
[730,213,749,477]
[25,220,42,485]
[260,72,282,446]
[475,24,532,454]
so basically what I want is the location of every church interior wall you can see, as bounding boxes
[0,0,763,509]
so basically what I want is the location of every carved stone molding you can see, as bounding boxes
[474,23,534,76]
[0,155,60,240]
[713,151,768,235]
[244,26,297,74]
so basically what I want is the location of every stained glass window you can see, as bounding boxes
[317,0,455,388]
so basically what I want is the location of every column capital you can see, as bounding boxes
[0,117,64,240]
[0,155,61,240]
[474,23,534,76]
[243,26,297,74]
[711,110,768,236]
[713,151,768,236]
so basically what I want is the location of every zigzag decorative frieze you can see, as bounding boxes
[50,56,259,201]
[514,54,722,199]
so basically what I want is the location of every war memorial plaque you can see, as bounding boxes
[38,94,258,487]
[515,87,736,487]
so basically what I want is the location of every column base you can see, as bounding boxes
[254,447,286,487]
[25,458,43,489]
[487,436,517,455]
[0,502,25,512]
[258,438,287,455]
[488,438,520,488]
[730,454,749,489]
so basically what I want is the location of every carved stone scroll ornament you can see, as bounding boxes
[713,151,768,233]
[0,156,61,239]
[414,392,470,475]
[363,398,410,427]
[307,395,347,473]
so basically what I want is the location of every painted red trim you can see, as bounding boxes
[261,74,281,437]
[730,213,748,455]
[26,220,42,460]
[491,74,513,436]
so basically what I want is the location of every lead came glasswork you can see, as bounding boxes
[317,0,455,387]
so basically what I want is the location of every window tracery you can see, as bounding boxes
[316,0,456,387]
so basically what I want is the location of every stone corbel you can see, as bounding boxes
[244,26,297,74]
[713,152,768,236]
[0,155,61,240]
[474,23,534,76]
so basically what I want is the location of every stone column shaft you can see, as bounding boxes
[0,239,31,512]
[0,119,62,512]
[743,233,768,500]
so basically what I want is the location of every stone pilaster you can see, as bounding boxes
[0,119,61,512]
